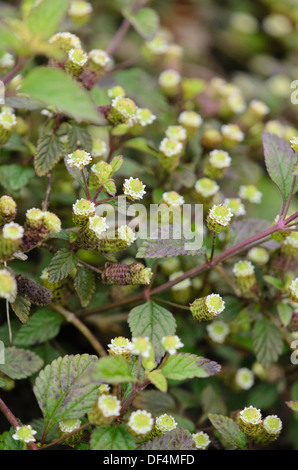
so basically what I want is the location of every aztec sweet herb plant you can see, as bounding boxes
[0,0,297,451]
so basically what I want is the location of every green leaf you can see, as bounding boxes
[161,353,221,381]
[11,295,31,324]
[81,356,134,384]
[21,67,103,124]
[123,7,160,40]
[110,155,123,172]
[264,275,283,290]
[262,131,298,201]
[140,428,196,450]
[128,301,176,357]
[208,414,247,450]
[0,164,34,192]
[5,95,43,110]
[286,400,298,412]
[252,318,284,369]
[67,122,92,153]
[0,347,43,379]
[248,383,278,409]
[74,267,95,308]
[200,385,226,422]
[277,303,293,326]
[146,369,168,392]
[103,178,117,196]
[14,309,63,346]
[90,425,135,450]
[48,249,78,283]
[124,137,160,157]
[33,354,98,431]
[25,0,69,40]
[34,132,64,176]
[0,428,24,450]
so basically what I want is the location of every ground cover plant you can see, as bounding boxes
[0,0,297,451]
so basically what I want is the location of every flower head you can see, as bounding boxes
[162,191,185,207]
[12,425,37,443]
[108,86,126,99]
[0,110,16,130]
[239,406,262,425]
[207,204,233,233]
[223,198,246,216]
[192,431,211,450]
[161,335,184,355]
[88,49,112,71]
[128,410,154,436]
[0,195,17,225]
[43,212,61,234]
[289,278,298,302]
[117,225,136,245]
[97,394,121,418]
[263,415,282,435]
[248,100,270,118]
[235,367,254,390]
[195,178,219,199]
[136,108,156,127]
[178,111,202,130]
[209,149,231,169]
[206,293,225,315]
[221,124,244,143]
[49,32,81,53]
[68,47,88,66]
[239,185,262,204]
[158,69,181,96]
[88,215,109,239]
[108,336,132,357]
[109,97,138,126]
[26,208,44,227]
[3,222,24,240]
[131,337,152,357]
[123,177,146,201]
[73,199,95,217]
[66,149,92,170]
[58,419,81,434]
[159,137,183,158]
[0,269,17,302]
[247,247,269,265]
[233,260,255,278]
[91,139,108,159]
[206,320,230,343]
[165,125,187,142]
[155,414,177,433]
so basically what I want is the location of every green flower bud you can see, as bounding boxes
[91,138,108,160]
[165,125,187,144]
[247,246,269,266]
[190,293,225,321]
[148,414,178,440]
[88,394,121,426]
[127,410,154,437]
[233,260,257,297]
[192,431,211,450]
[159,137,183,171]
[98,225,136,254]
[107,336,132,359]
[131,337,152,358]
[108,86,126,99]
[49,32,82,53]
[207,204,233,233]
[204,149,232,179]
[43,211,61,235]
[88,49,112,74]
[200,128,222,150]
[89,161,113,189]
[65,48,88,77]
[178,111,202,137]
[254,415,282,445]
[238,406,262,436]
[0,269,17,302]
[0,195,17,226]
[108,97,138,126]
[0,222,24,260]
[72,199,96,228]
[69,1,93,25]
[58,419,83,448]
[158,69,181,97]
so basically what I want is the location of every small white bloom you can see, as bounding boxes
[159,137,183,157]
[117,225,136,245]
[12,425,37,443]
[239,185,262,204]
[136,108,156,126]
[221,124,244,142]
[195,178,219,198]
[58,419,81,434]
[209,149,231,169]
[131,337,151,358]
[192,431,211,450]
[205,293,225,315]
[128,410,154,435]
[155,414,177,433]
[235,367,255,390]
[178,111,202,128]
[223,198,246,216]
[123,177,146,200]
[208,204,233,226]
[97,394,121,418]
[88,49,112,69]
[239,406,262,425]
[66,149,92,170]
[73,198,95,216]
[3,222,24,240]
[88,215,109,238]
[233,260,255,278]
[161,335,184,355]
[68,48,88,66]
[206,320,230,343]
[162,191,185,207]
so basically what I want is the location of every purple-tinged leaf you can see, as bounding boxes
[208,413,247,450]
[139,427,197,450]
[161,353,221,380]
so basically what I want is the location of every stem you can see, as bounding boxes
[92,185,103,203]
[42,171,53,212]
[78,259,103,276]
[95,194,125,206]
[78,291,144,318]
[2,57,28,86]
[119,378,150,419]
[282,176,297,219]
[4,262,12,344]
[0,398,38,450]
[151,296,190,310]
[52,305,107,357]
[210,232,217,261]
[80,169,91,200]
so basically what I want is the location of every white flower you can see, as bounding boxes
[136,108,156,126]
[205,294,225,315]
[12,425,37,443]
[68,48,88,66]
[192,431,211,450]
[178,110,202,128]
[208,204,233,226]
[247,247,269,265]
[0,52,14,69]
[239,406,262,425]
[0,269,17,302]
[161,335,184,355]
[195,178,219,198]
[58,419,81,434]
[162,191,185,207]
[155,414,177,433]
[73,199,95,216]
[131,337,151,357]
[239,185,262,204]
[88,215,109,238]
[66,149,92,170]
[223,198,246,216]
[206,321,230,343]
[235,367,254,390]
[221,124,244,142]
[263,415,282,435]
[3,222,24,240]
[249,99,270,117]
[209,149,231,169]
[159,137,183,157]
[88,49,112,69]
[233,260,255,278]
[123,177,146,200]
[108,336,132,356]
[128,410,154,435]
[158,69,181,87]
[165,125,187,142]
[97,394,121,418]
[117,225,136,245]
[0,111,16,130]
[69,0,93,16]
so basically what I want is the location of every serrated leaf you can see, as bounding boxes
[228,218,270,247]
[140,427,196,450]
[110,155,123,172]
[74,267,95,308]
[161,353,221,381]
[11,295,31,324]
[137,225,205,258]
[123,7,159,40]
[21,67,103,124]
[48,249,78,283]
[80,355,134,384]
[90,425,135,450]
[0,347,43,379]
[208,414,247,450]
[286,400,298,412]
[146,369,168,392]
[133,390,176,415]
[252,318,283,369]
[0,164,34,192]
[34,132,64,176]
[200,385,226,422]
[0,428,24,450]
[33,354,98,432]
[14,309,63,346]
[128,301,176,357]
[25,0,69,40]
[103,178,117,196]
[67,122,92,153]
[277,303,293,327]
[262,131,298,201]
